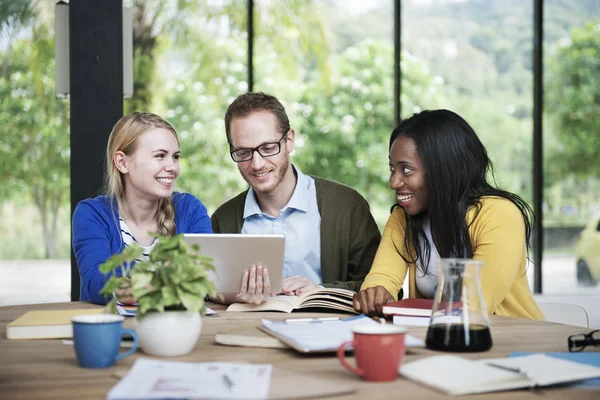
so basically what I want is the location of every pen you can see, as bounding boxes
[284,317,341,323]
[486,363,528,377]
[222,373,237,392]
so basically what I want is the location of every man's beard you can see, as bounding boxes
[243,153,290,194]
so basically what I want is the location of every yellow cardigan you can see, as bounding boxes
[361,197,544,320]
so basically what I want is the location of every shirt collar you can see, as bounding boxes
[243,164,309,218]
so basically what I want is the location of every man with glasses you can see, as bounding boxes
[211,92,381,305]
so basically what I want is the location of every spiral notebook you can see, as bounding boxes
[259,314,425,353]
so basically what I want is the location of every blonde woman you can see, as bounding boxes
[72,112,212,304]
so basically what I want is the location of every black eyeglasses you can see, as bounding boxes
[230,132,289,163]
[568,329,600,352]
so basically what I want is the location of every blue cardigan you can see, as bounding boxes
[72,193,212,304]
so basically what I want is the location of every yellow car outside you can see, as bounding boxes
[574,214,600,287]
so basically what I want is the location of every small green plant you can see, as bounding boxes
[99,234,217,319]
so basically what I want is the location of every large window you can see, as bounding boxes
[154,2,249,214]
[543,1,600,293]
[254,0,395,224]
[2,0,599,306]
[0,2,70,306]
[402,0,534,205]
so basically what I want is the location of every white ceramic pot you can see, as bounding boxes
[134,310,202,357]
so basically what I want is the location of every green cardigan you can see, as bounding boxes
[211,176,381,292]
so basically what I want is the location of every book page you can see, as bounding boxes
[226,295,299,313]
[297,298,356,313]
[295,288,355,313]
[298,288,354,302]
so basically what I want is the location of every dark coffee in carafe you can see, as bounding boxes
[425,324,493,352]
[425,259,493,353]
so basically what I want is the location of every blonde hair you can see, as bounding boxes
[105,112,179,236]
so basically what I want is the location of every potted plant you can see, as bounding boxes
[99,234,217,357]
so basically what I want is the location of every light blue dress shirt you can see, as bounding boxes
[241,165,322,284]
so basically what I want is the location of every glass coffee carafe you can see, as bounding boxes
[425,258,493,352]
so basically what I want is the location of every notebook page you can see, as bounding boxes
[479,354,600,387]
[400,355,531,396]
[510,352,600,390]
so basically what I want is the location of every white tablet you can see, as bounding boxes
[182,233,285,293]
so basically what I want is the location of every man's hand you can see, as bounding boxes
[353,286,395,317]
[281,275,319,296]
[235,265,271,305]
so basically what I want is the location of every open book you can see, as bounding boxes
[226,288,357,314]
[400,354,600,396]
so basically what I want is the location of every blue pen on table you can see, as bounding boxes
[283,317,341,324]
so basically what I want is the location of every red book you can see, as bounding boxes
[382,298,434,317]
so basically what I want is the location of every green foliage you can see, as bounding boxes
[125,47,157,114]
[0,0,32,39]
[124,0,204,112]
[294,40,445,215]
[0,27,70,258]
[154,0,331,213]
[546,22,600,177]
[252,0,331,91]
[158,33,249,213]
[0,202,71,259]
[99,234,217,320]
[2,0,600,260]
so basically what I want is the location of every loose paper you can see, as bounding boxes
[106,358,272,400]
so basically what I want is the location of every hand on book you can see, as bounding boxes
[353,286,395,317]
[280,275,319,296]
[235,265,272,305]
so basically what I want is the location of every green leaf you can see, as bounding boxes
[176,287,204,313]
[161,286,180,307]
[137,291,165,318]
[180,280,208,298]
[98,233,216,320]
[131,270,153,290]
[104,301,117,315]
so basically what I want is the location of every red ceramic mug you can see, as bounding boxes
[337,324,407,382]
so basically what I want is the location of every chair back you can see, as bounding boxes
[537,302,589,328]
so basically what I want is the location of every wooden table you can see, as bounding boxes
[1,302,598,399]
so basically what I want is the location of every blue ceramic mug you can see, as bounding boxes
[71,314,138,368]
